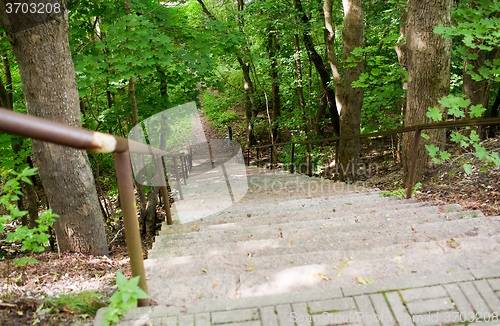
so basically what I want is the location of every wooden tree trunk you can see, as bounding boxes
[323,0,343,114]
[402,0,452,184]
[395,8,407,164]
[268,33,281,144]
[294,0,340,136]
[1,5,108,255]
[338,0,364,182]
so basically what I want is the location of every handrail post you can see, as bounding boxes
[290,143,295,173]
[270,145,274,170]
[335,140,340,182]
[114,150,150,307]
[406,129,422,199]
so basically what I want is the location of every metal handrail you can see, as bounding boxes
[247,116,500,199]
[0,107,160,307]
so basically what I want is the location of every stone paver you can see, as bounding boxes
[385,292,414,326]
[405,297,454,315]
[354,295,380,326]
[444,283,475,316]
[370,293,396,326]
[291,303,311,326]
[400,286,448,302]
[459,282,491,316]
[474,280,500,313]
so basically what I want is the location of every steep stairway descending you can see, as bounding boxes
[145,166,500,306]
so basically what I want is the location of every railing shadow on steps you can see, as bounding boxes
[0,107,192,307]
[246,117,500,200]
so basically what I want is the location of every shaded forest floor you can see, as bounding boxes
[1,131,498,325]
[358,136,500,217]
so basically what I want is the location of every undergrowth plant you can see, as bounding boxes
[102,271,148,326]
[424,95,500,174]
[0,167,57,279]
[381,182,422,198]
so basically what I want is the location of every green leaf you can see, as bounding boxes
[421,133,430,140]
[463,163,473,174]
[426,107,442,122]
[425,144,439,157]
[470,104,486,118]
[439,151,450,160]
[116,271,128,288]
[448,106,465,118]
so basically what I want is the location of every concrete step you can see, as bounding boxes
[146,234,500,305]
[159,195,422,235]
[149,213,496,259]
[153,204,446,246]
[146,233,500,279]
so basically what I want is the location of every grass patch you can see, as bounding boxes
[43,290,108,317]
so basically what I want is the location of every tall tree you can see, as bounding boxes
[402,0,452,184]
[0,1,108,255]
[337,0,364,182]
[294,0,340,136]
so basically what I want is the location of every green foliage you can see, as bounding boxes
[434,0,500,84]
[44,290,107,317]
[425,94,500,172]
[381,182,421,198]
[0,167,57,265]
[102,272,149,326]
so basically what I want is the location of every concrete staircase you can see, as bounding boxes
[145,166,500,307]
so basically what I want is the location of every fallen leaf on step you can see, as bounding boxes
[447,238,460,249]
[365,279,374,283]
[278,214,286,218]
[200,200,204,203]
[349,255,353,260]
[212,283,217,287]
[397,269,404,275]
[317,274,331,281]
[201,269,208,274]
[357,277,367,284]
[246,266,255,271]
[337,272,342,278]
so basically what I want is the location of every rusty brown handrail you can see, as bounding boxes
[0,107,174,307]
[249,116,500,200]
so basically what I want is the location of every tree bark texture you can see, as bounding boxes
[338,0,364,182]
[294,0,340,136]
[0,5,108,255]
[323,0,343,115]
[268,33,281,144]
[402,0,452,184]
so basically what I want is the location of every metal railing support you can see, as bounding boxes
[270,146,273,170]
[0,108,152,306]
[335,140,340,182]
[114,150,150,307]
[406,129,422,199]
[290,143,295,173]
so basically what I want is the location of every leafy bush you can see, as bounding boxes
[1,167,57,266]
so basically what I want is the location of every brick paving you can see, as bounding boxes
[94,268,500,325]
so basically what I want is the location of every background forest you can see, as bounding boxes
[0,0,499,324]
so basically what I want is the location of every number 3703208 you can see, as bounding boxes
[6,2,61,14]
[443,311,498,322]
